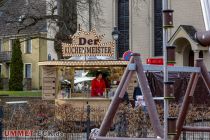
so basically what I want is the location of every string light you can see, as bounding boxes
[61,27,115,57]
[38,61,128,66]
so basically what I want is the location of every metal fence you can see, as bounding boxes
[181,120,210,140]
[1,101,155,140]
[2,133,87,140]
[1,100,210,140]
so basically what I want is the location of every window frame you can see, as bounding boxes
[24,39,32,54]
[0,39,2,52]
[118,0,130,58]
[24,63,32,78]
[0,64,2,77]
[9,39,15,51]
[154,0,163,56]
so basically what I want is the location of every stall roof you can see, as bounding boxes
[68,56,113,60]
[38,60,128,67]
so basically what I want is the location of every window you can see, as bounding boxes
[118,0,129,58]
[199,51,204,58]
[25,39,32,53]
[25,64,32,78]
[9,39,16,51]
[0,65,2,77]
[0,39,2,52]
[8,65,10,79]
[154,0,163,56]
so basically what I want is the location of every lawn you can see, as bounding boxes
[0,91,42,97]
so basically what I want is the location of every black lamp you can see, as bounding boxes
[112,27,120,60]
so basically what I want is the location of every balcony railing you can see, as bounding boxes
[0,51,12,62]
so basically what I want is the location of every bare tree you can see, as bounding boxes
[0,0,103,58]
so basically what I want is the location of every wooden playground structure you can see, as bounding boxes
[90,53,210,140]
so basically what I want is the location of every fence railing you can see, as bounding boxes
[181,120,210,140]
[1,101,210,140]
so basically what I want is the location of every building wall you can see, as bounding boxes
[171,0,210,70]
[21,38,40,90]
[0,36,48,90]
[171,0,205,34]
[77,0,210,69]
[78,0,152,63]
[1,39,10,78]
[130,0,153,63]
[39,37,48,88]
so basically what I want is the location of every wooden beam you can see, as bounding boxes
[182,126,210,132]
[119,71,134,98]
[98,57,134,136]
[196,58,210,93]
[133,54,163,138]
[173,73,199,140]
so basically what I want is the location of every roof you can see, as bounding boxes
[0,0,47,37]
[38,60,128,67]
[169,25,198,43]
[181,25,197,42]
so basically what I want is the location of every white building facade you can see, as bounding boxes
[78,0,210,70]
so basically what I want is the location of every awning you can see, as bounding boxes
[38,60,128,67]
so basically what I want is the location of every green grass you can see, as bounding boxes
[0,91,42,97]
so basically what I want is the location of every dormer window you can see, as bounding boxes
[18,15,25,22]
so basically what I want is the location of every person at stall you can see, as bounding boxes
[133,84,142,101]
[103,73,110,89]
[91,72,106,97]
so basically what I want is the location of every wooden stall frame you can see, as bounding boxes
[95,53,164,140]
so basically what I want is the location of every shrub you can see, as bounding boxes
[9,39,23,91]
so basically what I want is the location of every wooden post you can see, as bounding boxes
[98,54,164,138]
[182,126,210,132]
[119,71,134,98]
[133,53,163,138]
[196,58,210,92]
[98,57,134,136]
[173,73,199,140]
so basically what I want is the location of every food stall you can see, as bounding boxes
[39,59,128,107]
[38,28,137,108]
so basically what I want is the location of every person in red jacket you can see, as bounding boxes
[91,72,106,97]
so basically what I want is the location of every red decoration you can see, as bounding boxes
[146,58,174,66]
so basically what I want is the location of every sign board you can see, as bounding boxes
[42,67,56,100]
[62,28,115,57]
[123,50,133,61]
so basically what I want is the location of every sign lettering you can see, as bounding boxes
[62,28,115,57]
